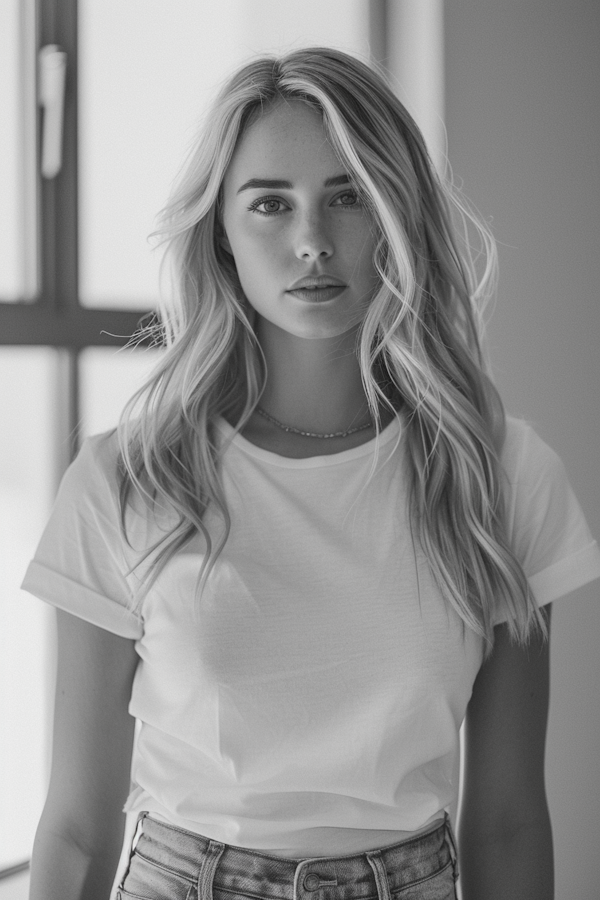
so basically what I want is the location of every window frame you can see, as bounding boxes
[0,0,153,465]
[0,0,388,465]
[0,0,388,879]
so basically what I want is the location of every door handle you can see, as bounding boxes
[39,44,67,179]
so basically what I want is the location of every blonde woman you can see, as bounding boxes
[23,48,600,900]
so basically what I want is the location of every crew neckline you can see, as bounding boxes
[215,413,403,469]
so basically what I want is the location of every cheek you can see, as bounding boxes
[349,229,378,282]
[227,232,286,304]
[231,226,285,271]
[339,215,376,257]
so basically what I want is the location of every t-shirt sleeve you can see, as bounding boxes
[494,418,600,625]
[20,432,143,639]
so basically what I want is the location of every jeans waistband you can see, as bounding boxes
[127,812,459,900]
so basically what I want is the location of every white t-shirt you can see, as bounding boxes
[21,414,600,857]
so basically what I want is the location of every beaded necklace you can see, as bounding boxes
[255,406,373,439]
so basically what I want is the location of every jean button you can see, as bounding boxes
[304,874,321,891]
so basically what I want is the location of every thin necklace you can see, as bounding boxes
[256,406,373,439]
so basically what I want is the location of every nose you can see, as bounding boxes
[294,212,334,261]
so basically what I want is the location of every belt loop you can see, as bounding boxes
[365,850,392,900]
[131,811,147,853]
[198,839,226,900]
[118,811,147,893]
[443,812,460,882]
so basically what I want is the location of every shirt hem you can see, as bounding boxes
[528,540,600,607]
[21,560,143,639]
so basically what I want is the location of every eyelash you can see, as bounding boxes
[247,190,361,217]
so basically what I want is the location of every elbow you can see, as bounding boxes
[457,814,554,900]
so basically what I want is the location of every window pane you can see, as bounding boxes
[0,0,38,301]
[79,346,164,437]
[78,0,370,309]
[0,348,56,868]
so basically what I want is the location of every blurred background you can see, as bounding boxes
[0,2,598,897]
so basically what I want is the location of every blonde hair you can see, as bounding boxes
[118,47,547,657]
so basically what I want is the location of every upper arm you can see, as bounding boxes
[42,608,139,854]
[459,604,552,842]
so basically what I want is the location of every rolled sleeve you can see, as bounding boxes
[493,418,600,624]
[20,431,144,639]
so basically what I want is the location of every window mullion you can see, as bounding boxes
[39,0,78,315]
[52,347,80,474]
[369,0,388,69]
[38,0,79,466]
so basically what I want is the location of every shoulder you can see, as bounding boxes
[76,428,121,480]
[497,414,600,612]
[67,427,121,482]
[70,429,181,547]
[501,415,564,480]
[499,415,570,527]
[22,428,144,633]
[56,428,122,514]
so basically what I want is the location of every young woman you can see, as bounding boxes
[23,47,600,900]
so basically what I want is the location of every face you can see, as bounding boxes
[219,99,379,342]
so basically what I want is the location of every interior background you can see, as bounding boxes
[1,2,598,897]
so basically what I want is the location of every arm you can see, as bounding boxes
[458,604,554,900]
[29,608,139,900]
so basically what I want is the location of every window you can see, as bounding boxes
[0,0,383,874]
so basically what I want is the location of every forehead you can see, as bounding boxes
[224,99,343,186]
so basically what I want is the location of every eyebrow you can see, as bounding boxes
[236,174,351,194]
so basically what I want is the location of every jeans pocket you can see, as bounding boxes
[117,892,196,900]
[118,848,195,900]
[394,858,458,900]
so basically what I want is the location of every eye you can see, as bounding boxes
[332,190,361,209]
[248,196,289,216]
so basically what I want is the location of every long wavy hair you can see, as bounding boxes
[118,46,547,657]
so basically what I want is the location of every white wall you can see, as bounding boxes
[77,0,370,308]
[444,2,600,895]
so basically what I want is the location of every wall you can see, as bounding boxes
[444,2,600,894]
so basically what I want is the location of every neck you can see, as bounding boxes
[256,319,370,433]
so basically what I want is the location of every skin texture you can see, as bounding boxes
[220,99,379,340]
[458,604,554,898]
[29,610,138,900]
[220,99,383,451]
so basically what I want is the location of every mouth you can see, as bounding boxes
[286,285,347,303]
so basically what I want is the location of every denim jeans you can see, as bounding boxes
[116,812,459,900]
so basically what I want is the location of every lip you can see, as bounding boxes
[286,285,347,303]
[288,275,347,290]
